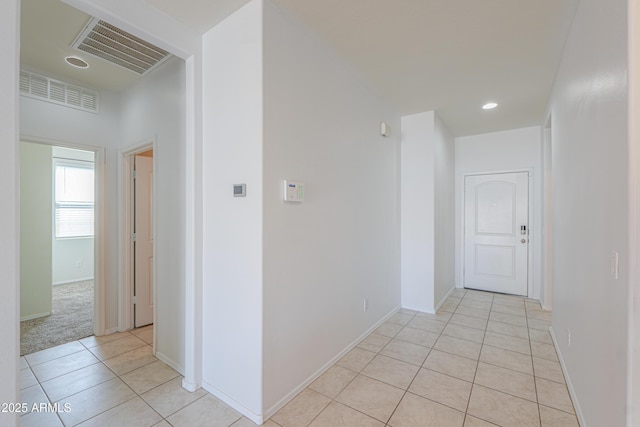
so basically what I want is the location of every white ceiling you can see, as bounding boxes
[21,0,579,136]
[21,0,143,91]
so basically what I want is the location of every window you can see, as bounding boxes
[54,161,94,238]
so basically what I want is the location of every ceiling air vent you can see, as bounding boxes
[20,70,99,113]
[72,18,171,75]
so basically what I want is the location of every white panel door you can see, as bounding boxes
[134,155,153,327]
[464,172,529,296]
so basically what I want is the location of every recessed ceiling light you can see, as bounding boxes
[482,102,498,110]
[65,56,89,69]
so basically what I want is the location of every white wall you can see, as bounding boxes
[201,0,264,419]
[263,0,401,414]
[0,0,20,422]
[401,111,455,312]
[20,142,52,320]
[454,127,542,299]
[20,90,121,331]
[546,0,628,424]
[401,112,436,312]
[434,115,456,304]
[52,239,94,284]
[119,57,186,373]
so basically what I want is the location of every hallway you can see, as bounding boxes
[20,289,576,426]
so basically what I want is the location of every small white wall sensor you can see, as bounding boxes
[380,122,390,137]
[283,180,304,202]
[233,184,246,197]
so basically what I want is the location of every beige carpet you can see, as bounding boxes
[20,280,94,356]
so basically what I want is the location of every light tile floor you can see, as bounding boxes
[19,289,579,426]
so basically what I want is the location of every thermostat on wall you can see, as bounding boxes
[283,180,304,202]
[233,184,246,197]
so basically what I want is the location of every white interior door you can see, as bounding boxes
[134,155,153,327]
[464,172,529,296]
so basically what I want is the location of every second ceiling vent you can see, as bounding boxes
[72,18,171,75]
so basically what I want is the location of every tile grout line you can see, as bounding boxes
[21,328,183,427]
[297,308,421,427]
[26,330,140,426]
[461,290,490,426]
[524,296,544,427]
[382,307,441,426]
[79,329,179,427]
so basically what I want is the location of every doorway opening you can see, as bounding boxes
[19,142,100,355]
[121,144,156,346]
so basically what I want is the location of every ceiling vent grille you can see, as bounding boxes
[72,18,171,75]
[20,70,99,113]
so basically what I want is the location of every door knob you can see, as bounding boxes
[521,239,527,243]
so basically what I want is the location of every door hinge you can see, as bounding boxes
[131,233,137,242]
[133,296,137,305]
[132,170,137,179]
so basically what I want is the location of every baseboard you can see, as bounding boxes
[549,326,586,427]
[525,298,553,312]
[400,286,457,315]
[155,351,185,377]
[203,381,264,425]
[103,327,120,335]
[402,305,435,314]
[262,305,401,422]
[52,277,94,286]
[182,378,200,393]
[434,287,456,313]
[20,311,50,321]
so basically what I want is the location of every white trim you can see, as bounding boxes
[52,277,94,286]
[104,326,120,335]
[434,286,456,312]
[550,327,586,427]
[628,1,640,424]
[183,54,203,392]
[118,151,133,332]
[203,381,265,425]
[19,135,106,336]
[459,168,535,298]
[20,311,51,322]
[155,351,184,376]
[94,146,106,336]
[118,140,157,341]
[263,305,400,422]
[541,117,553,311]
[4,2,21,419]
[403,286,454,315]
[202,306,401,424]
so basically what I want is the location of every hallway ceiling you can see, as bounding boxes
[144,0,579,136]
[21,0,144,91]
[21,0,579,136]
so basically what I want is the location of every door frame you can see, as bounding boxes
[460,168,535,297]
[119,139,157,346]
[20,135,107,336]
